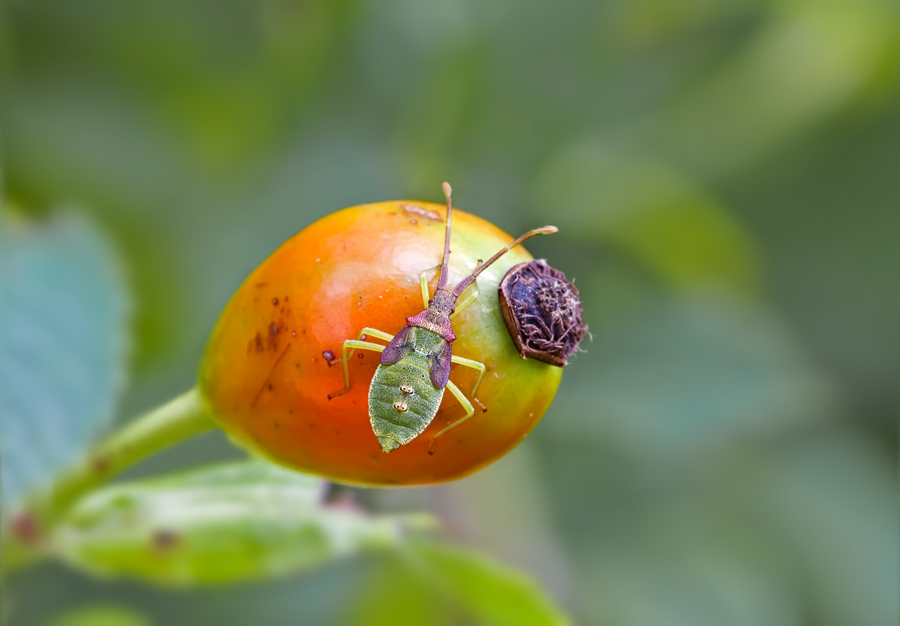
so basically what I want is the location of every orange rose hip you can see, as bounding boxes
[198,188,564,486]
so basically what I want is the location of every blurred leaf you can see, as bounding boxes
[748,434,898,626]
[349,542,570,626]
[52,460,434,586]
[409,543,571,626]
[581,528,802,626]
[548,293,832,456]
[656,0,898,177]
[0,209,130,508]
[46,604,152,626]
[533,143,761,294]
[575,432,897,626]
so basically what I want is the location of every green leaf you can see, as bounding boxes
[51,460,434,586]
[412,543,571,626]
[0,209,130,508]
[655,0,898,178]
[533,144,761,294]
[46,604,152,626]
[350,543,570,626]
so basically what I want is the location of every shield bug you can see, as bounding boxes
[327,183,556,453]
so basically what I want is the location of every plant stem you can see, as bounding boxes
[2,387,215,573]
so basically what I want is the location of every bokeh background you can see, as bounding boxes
[1,0,897,624]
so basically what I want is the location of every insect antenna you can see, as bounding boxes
[436,182,454,291]
[452,225,558,299]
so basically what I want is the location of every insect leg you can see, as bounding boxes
[353,327,393,345]
[449,355,487,411]
[430,380,476,452]
[419,265,441,308]
[450,282,480,319]
[340,328,394,361]
[327,340,386,400]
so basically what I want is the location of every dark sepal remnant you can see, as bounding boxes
[498,260,587,366]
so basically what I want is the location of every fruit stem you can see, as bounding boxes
[2,387,215,573]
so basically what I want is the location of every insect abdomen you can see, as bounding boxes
[368,357,444,453]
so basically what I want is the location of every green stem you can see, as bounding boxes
[2,387,215,573]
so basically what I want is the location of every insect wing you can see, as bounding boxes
[380,325,416,366]
[428,340,452,389]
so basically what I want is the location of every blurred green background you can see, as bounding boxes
[1,0,897,624]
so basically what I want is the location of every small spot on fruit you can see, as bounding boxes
[152,529,180,552]
[403,204,441,221]
[10,513,39,544]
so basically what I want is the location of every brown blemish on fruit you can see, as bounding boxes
[256,282,268,288]
[269,323,279,341]
[323,350,337,366]
[91,456,110,474]
[254,333,264,352]
[10,513,40,544]
[252,343,292,408]
[403,205,441,221]
[152,529,180,552]
[272,298,279,305]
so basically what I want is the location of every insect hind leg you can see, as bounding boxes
[450,355,487,412]
[327,339,386,400]
[429,380,476,454]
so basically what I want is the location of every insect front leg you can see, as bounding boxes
[450,281,480,319]
[418,265,441,308]
[450,355,487,412]
[326,339,387,400]
[429,380,476,453]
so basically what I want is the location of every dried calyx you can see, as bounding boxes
[498,260,587,367]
